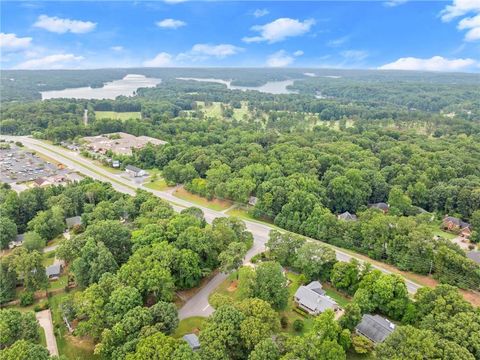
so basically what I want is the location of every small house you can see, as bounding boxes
[125,165,146,177]
[294,281,339,315]
[369,202,389,213]
[8,233,25,249]
[183,333,200,351]
[65,216,82,229]
[248,196,258,206]
[355,314,395,344]
[112,160,120,168]
[442,216,471,238]
[46,263,62,280]
[33,177,52,187]
[337,211,358,221]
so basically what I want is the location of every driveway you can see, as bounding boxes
[36,310,59,357]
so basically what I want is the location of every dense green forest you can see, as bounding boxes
[1,68,479,358]
[1,181,479,359]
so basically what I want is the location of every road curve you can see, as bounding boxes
[2,136,422,319]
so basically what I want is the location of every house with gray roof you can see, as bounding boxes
[183,333,200,351]
[8,233,25,249]
[369,202,389,213]
[294,281,339,315]
[337,211,358,221]
[355,314,395,344]
[467,251,480,264]
[125,165,146,177]
[65,216,82,229]
[46,263,62,280]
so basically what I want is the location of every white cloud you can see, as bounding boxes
[441,0,480,21]
[111,46,124,51]
[253,9,269,18]
[384,0,408,7]
[190,43,243,58]
[243,18,315,43]
[14,53,84,69]
[441,0,480,41]
[143,52,173,67]
[457,14,480,41]
[163,0,187,3]
[34,15,96,34]
[0,33,32,51]
[293,50,304,57]
[379,56,477,71]
[156,18,186,29]
[266,50,296,67]
[327,36,349,47]
[341,50,369,61]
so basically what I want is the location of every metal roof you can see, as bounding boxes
[183,333,200,350]
[355,314,395,343]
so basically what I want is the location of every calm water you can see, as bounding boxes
[177,77,297,95]
[41,74,161,100]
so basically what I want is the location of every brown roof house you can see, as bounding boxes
[442,216,471,238]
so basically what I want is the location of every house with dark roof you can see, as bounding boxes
[46,263,62,280]
[442,216,472,238]
[183,333,200,351]
[355,314,395,344]
[337,211,358,221]
[294,281,339,315]
[125,165,146,177]
[369,202,389,213]
[65,216,82,229]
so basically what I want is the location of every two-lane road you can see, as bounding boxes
[2,136,422,319]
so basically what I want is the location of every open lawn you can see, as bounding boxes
[173,317,207,338]
[95,111,141,121]
[49,291,98,360]
[209,271,241,304]
[196,101,251,121]
[42,252,55,267]
[174,187,233,211]
[144,178,170,191]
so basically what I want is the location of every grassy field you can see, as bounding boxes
[173,317,207,338]
[95,111,141,120]
[196,101,251,121]
[173,187,233,211]
[144,178,170,191]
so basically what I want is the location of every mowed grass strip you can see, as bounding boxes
[95,111,141,121]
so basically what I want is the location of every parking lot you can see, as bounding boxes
[0,143,68,184]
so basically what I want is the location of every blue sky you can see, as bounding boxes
[1,1,479,71]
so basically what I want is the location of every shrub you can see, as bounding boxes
[352,334,374,354]
[293,307,308,317]
[293,319,304,332]
[19,291,35,307]
[280,316,288,329]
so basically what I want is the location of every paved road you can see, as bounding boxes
[36,310,59,357]
[3,136,422,319]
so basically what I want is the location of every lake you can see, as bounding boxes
[177,77,297,95]
[40,74,161,100]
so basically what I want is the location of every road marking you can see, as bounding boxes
[202,304,210,311]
